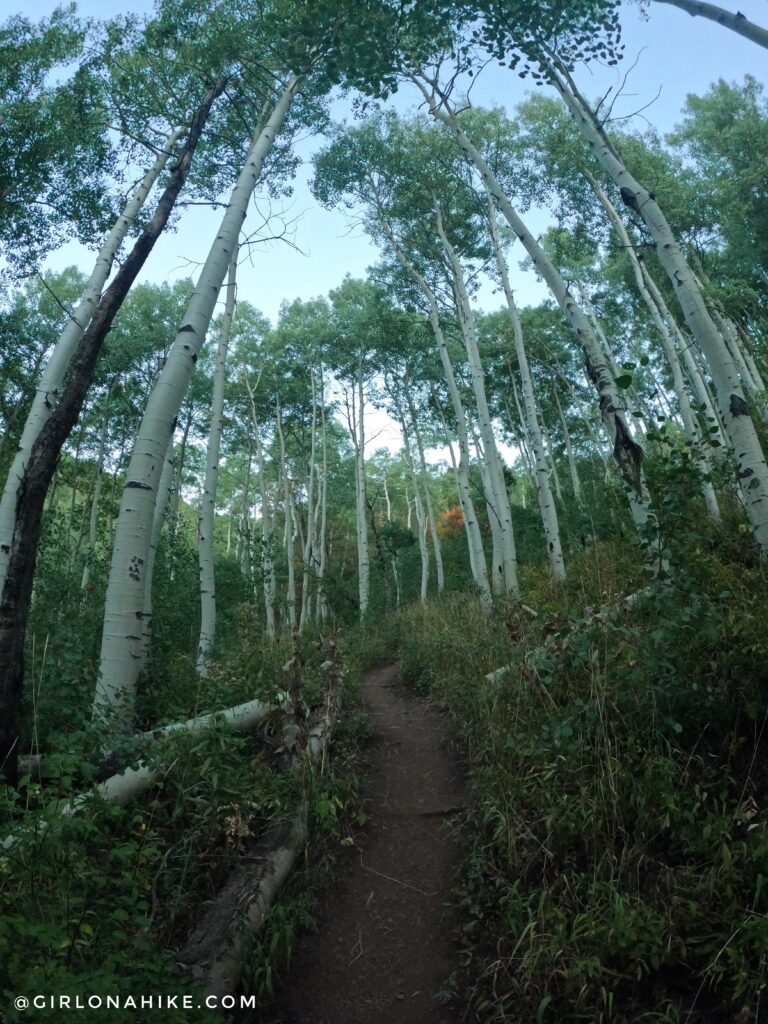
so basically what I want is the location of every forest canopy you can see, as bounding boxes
[1,0,768,1020]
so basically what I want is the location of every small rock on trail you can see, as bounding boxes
[262,663,466,1024]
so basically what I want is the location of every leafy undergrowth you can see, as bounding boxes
[0,634,367,1023]
[391,537,768,1022]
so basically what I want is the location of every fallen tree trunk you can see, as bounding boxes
[177,811,307,996]
[3,696,274,850]
[177,645,343,999]
[484,591,646,684]
[17,697,275,778]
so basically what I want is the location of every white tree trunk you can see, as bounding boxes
[315,391,329,622]
[276,401,297,631]
[552,387,583,504]
[196,251,237,676]
[137,441,175,674]
[377,216,492,610]
[588,174,721,518]
[652,0,768,49]
[299,372,318,633]
[552,69,768,550]
[81,396,112,591]
[404,390,445,593]
[417,83,654,540]
[487,198,566,578]
[391,384,430,602]
[435,205,520,597]
[254,424,277,640]
[0,128,184,589]
[355,359,370,617]
[93,81,299,728]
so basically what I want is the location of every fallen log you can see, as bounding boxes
[177,642,344,1000]
[176,810,307,997]
[3,697,274,851]
[484,589,648,685]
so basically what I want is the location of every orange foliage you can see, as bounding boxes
[438,505,464,536]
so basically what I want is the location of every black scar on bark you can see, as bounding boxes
[620,186,642,216]
[730,394,749,417]
[179,324,195,333]
[126,481,152,490]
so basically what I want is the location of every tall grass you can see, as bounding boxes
[389,541,768,1022]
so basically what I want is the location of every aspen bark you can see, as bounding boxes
[391,383,430,602]
[639,262,726,448]
[276,401,297,631]
[0,128,184,590]
[351,358,370,618]
[416,80,654,541]
[552,68,768,550]
[93,79,299,729]
[299,370,318,632]
[315,387,329,622]
[588,173,720,518]
[137,441,175,674]
[197,251,237,676]
[435,205,520,597]
[553,387,583,504]
[652,0,768,48]
[487,197,565,578]
[404,389,444,593]
[81,397,112,592]
[254,423,277,640]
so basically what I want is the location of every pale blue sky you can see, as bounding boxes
[15,0,767,323]
[11,0,767,458]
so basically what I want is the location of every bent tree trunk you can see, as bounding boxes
[586,171,720,519]
[551,68,768,551]
[416,79,655,542]
[197,250,238,676]
[652,0,768,48]
[0,82,226,786]
[0,126,184,591]
[486,193,566,578]
[93,77,300,734]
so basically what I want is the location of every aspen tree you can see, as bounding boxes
[414,83,655,541]
[586,172,721,518]
[389,382,430,601]
[435,204,520,596]
[548,67,768,551]
[485,193,566,578]
[196,250,238,676]
[381,228,493,610]
[93,78,300,729]
[0,78,225,781]
[275,399,297,631]
[0,128,183,589]
[299,369,318,632]
[405,389,445,593]
[246,379,277,642]
[652,0,768,48]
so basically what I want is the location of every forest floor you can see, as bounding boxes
[263,663,466,1024]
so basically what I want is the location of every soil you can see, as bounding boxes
[264,663,466,1024]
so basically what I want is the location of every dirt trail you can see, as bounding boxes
[265,663,465,1024]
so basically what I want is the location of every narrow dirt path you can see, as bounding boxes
[265,663,465,1024]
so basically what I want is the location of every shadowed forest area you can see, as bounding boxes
[2,0,768,1020]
